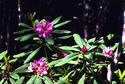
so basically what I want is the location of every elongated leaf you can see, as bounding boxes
[45,37,54,45]
[73,34,85,48]
[42,76,53,84]
[88,45,96,51]
[93,79,98,84]
[107,34,114,40]
[78,74,85,84]
[52,30,71,34]
[16,76,25,84]
[10,73,19,79]
[9,78,16,84]
[0,51,7,60]
[47,60,61,67]
[34,76,42,84]
[99,44,105,49]
[14,28,33,34]
[24,47,41,64]
[15,64,29,73]
[54,20,71,28]
[51,16,62,25]
[26,75,36,84]
[59,46,80,51]
[55,71,73,84]
[57,35,72,39]
[9,59,18,63]
[0,78,5,84]
[112,43,119,50]
[19,23,33,29]
[55,53,79,67]
[87,37,96,43]
[15,34,36,42]
[13,51,32,58]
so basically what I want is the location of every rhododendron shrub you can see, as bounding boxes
[0,13,124,84]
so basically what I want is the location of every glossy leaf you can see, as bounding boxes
[19,23,33,29]
[59,46,80,51]
[107,34,114,40]
[51,16,62,25]
[15,64,29,73]
[42,76,53,84]
[87,37,96,43]
[26,75,36,84]
[13,51,32,59]
[52,30,71,34]
[10,73,19,79]
[14,28,33,34]
[55,52,79,67]
[45,37,54,45]
[0,51,7,60]
[24,46,41,64]
[93,79,98,84]
[54,20,71,28]
[78,74,85,84]
[73,34,85,48]
[15,34,36,42]
[57,35,72,39]
[9,78,16,84]
[9,59,18,64]
[0,78,5,84]
[16,76,25,84]
[34,76,42,84]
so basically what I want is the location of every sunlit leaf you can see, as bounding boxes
[78,74,85,84]
[107,34,114,40]
[57,35,72,39]
[51,16,62,25]
[9,78,16,84]
[42,76,53,84]
[16,76,25,84]
[52,30,71,34]
[54,20,71,28]
[15,34,36,42]
[24,46,41,64]
[87,37,96,43]
[0,51,7,60]
[59,46,80,51]
[10,73,19,79]
[93,79,98,84]
[26,75,36,84]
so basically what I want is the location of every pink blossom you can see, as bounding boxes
[28,58,48,76]
[35,19,53,38]
[102,46,113,57]
[81,46,87,53]
[56,52,68,59]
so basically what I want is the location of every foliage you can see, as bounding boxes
[0,13,124,84]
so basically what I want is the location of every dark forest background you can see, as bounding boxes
[0,0,124,55]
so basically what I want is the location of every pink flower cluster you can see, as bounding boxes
[81,46,87,53]
[28,58,48,76]
[102,46,113,57]
[35,20,53,38]
[56,52,68,59]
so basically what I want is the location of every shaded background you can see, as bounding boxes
[0,0,124,54]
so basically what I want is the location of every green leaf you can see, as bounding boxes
[9,59,18,63]
[55,53,79,67]
[107,34,114,40]
[93,79,98,84]
[99,44,105,49]
[73,34,85,48]
[15,34,36,42]
[54,20,71,28]
[57,35,72,39]
[52,30,71,34]
[19,23,33,29]
[87,37,96,43]
[34,76,42,84]
[112,43,119,50]
[88,45,96,51]
[47,60,61,67]
[42,76,53,84]
[24,46,41,64]
[10,73,19,79]
[78,74,85,84]
[16,76,25,84]
[122,70,125,78]
[55,71,73,84]
[51,16,62,25]
[15,64,29,73]
[14,28,33,34]
[0,78,5,84]
[35,19,39,25]
[59,46,80,51]
[26,75,36,84]
[45,37,54,45]
[9,78,16,84]
[13,51,32,58]
[0,51,7,60]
